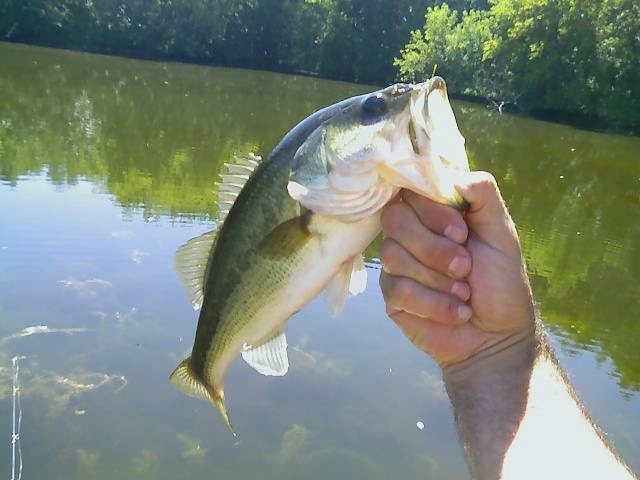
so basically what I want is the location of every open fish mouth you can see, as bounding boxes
[407,78,441,156]
[409,114,420,154]
[404,78,470,209]
[408,80,431,155]
[288,76,470,222]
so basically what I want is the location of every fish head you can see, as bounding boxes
[288,76,470,222]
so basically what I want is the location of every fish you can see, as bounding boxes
[170,76,470,432]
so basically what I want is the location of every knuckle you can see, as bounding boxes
[421,237,446,262]
[378,271,391,295]
[476,172,498,193]
[385,304,399,317]
[436,295,458,321]
[407,329,424,349]
[418,236,458,272]
[379,240,402,274]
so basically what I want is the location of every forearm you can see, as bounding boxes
[443,324,635,480]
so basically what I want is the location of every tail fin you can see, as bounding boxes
[170,357,235,435]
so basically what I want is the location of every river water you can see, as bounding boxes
[1,42,639,479]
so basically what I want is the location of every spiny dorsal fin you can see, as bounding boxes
[324,255,368,316]
[241,331,289,376]
[174,230,217,310]
[217,153,262,224]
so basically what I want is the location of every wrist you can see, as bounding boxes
[442,326,537,381]
[441,325,539,480]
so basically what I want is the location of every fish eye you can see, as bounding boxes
[362,94,387,116]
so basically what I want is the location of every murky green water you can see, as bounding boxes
[1,42,639,478]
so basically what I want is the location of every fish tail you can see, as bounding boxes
[170,357,235,435]
[208,386,235,436]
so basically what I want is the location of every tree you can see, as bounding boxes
[395,0,640,130]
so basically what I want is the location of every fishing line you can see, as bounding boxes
[11,355,25,480]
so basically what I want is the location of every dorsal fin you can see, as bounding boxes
[217,153,262,224]
[174,230,218,309]
[174,153,262,310]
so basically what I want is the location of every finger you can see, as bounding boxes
[402,189,468,244]
[379,239,471,301]
[380,201,471,279]
[379,274,472,325]
[454,171,521,255]
[455,171,508,224]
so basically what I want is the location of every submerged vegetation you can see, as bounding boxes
[0,0,638,131]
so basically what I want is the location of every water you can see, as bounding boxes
[1,42,639,478]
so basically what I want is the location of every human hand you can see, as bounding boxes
[379,171,535,366]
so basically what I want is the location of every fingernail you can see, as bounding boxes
[448,256,470,278]
[444,225,466,244]
[457,304,472,322]
[451,281,470,301]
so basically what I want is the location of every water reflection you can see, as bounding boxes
[1,42,639,477]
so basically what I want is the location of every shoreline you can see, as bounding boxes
[4,39,638,138]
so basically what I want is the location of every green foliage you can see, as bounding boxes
[0,0,427,85]
[395,0,640,130]
[395,5,493,96]
[1,0,637,127]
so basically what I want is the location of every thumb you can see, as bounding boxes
[455,171,521,255]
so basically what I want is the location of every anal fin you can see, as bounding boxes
[241,331,289,376]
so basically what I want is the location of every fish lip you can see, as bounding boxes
[453,194,470,211]
[426,76,447,95]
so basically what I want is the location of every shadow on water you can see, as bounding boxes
[1,42,639,477]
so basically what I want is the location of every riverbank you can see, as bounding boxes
[3,38,638,137]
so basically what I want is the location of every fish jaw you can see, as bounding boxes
[289,77,470,224]
[380,77,469,209]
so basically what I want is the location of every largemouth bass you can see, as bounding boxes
[171,77,469,432]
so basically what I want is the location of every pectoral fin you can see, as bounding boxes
[241,331,289,376]
[258,212,312,259]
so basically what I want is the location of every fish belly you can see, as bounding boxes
[205,213,381,387]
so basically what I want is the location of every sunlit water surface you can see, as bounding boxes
[1,42,639,478]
